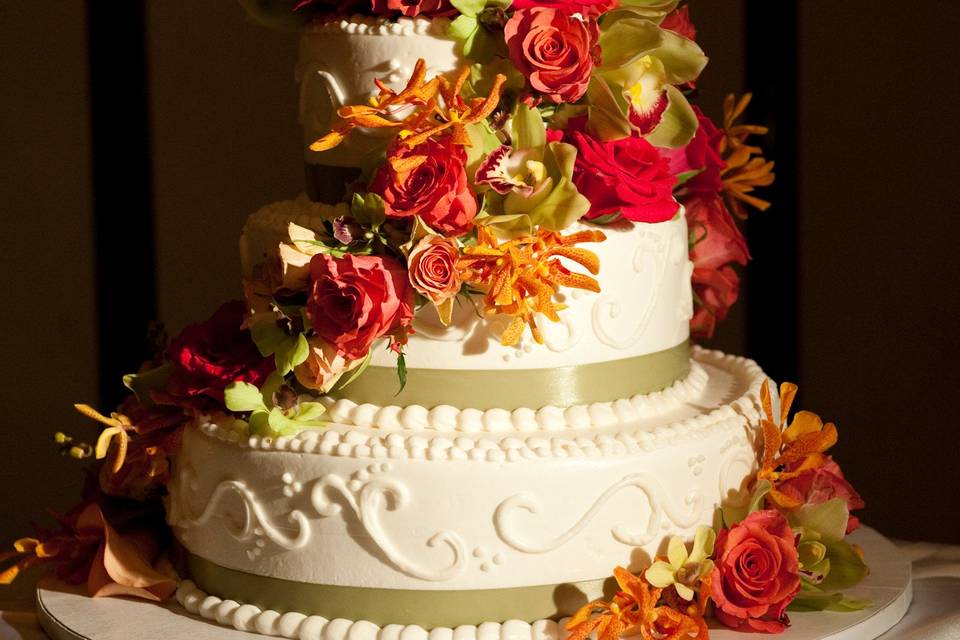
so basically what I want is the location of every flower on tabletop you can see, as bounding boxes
[459,225,605,346]
[307,253,414,361]
[165,300,275,409]
[660,5,696,41]
[711,509,801,633]
[686,194,749,339]
[757,380,840,511]
[294,337,364,394]
[0,503,175,601]
[369,135,478,237]
[566,567,707,640]
[504,7,599,104]
[407,234,463,325]
[776,458,865,534]
[645,525,716,602]
[555,118,678,223]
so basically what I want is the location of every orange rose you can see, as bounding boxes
[294,337,362,393]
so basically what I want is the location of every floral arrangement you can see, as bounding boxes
[565,381,869,637]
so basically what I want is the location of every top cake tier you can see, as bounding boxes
[298,17,461,169]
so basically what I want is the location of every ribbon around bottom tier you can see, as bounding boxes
[326,340,691,411]
[185,553,618,628]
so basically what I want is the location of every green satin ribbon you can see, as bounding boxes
[185,554,618,628]
[327,341,690,411]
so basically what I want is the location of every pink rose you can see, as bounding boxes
[662,107,726,195]
[712,510,801,633]
[294,337,361,393]
[370,0,454,17]
[687,195,748,339]
[408,235,462,304]
[307,253,414,361]
[369,136,477,237]
[557,118,678,222]
[504,8,599,103]
[776,458,866,534]
[510,0,617,17]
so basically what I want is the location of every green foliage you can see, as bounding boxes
[122,364,173,407]
[224,377,328,438]
[251,323,310,376]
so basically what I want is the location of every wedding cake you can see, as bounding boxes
[3,2,871,638]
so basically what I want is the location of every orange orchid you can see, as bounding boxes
[310,59,506,154]
[566,567,708,640]
[757,379,839,509]
[74,403,132,473]
[719,93,775,219]
[458,226,605,346]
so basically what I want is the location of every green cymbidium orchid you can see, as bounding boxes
[644,525,716,601]
[225,375,327,437]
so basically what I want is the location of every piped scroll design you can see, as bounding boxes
[174,466,311,552]
[310,465,467,582]
[494,472,704,554]
[591,228,673,350]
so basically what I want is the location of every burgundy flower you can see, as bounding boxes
[662,107,726,195]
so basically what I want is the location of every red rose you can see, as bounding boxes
[660,5,696,41]
[167,300,274,407]
[510,0,616,17]
[369,136,477,237]
[558,119,678,222]
[712,510,801,633]
[504,7,599,103]
[776,458,866,534]
[663,107,726,195]
[370,0,454,17]
[687,195,748,339]
[307,253,414,360]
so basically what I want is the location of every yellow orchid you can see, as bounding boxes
[645,526,715,601]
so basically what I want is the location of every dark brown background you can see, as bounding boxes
[1,1,958,548]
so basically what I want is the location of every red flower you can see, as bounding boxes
[504,7,599,104]
[660,5,696,41]
[712,510,801,633]
[307,253,414,361]
[167,301,274,408]
[370,0,454,17]
[369,136,477,237]
[558,119,678,222]
[687,195,748,339]
[776,458,866,534]
[510,0,617,17]
[663,107,726,195]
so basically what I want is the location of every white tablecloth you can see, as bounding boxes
[1,540,958,640]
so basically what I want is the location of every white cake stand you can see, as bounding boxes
[35,527,911,640]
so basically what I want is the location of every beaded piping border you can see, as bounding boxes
[303,16,451,37]
[194,348,765,463]
[177,580,571,640]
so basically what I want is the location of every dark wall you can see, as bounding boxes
[0,1,957,546]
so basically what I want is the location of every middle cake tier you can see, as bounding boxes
[166,348,765,628]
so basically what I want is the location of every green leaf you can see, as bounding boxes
[334,350,373,392]
[788,588,872,613]
[351,192,387,230]
[587,212,623,225]
[597,18,663,71]
[818,538,869,592]
[225,382,269,414]
[250,321,290,358]
[276,333,310,377]
[395,353,407,396]
[645,85,698,148]
[512,104,546,150]
[122,363,173,407]
[674,169,703,186]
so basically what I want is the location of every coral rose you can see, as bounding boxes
[369,136,477,237]
[558,118,678,222]
[777,458,866,534]
[370,0,454,17]
[510,0,617,17]
[663,107,726,195]
[504,7,599,103]
[307,253,414,361]
[294,337,362,393]
[408,235,462,304]
[167,300,275,408]
[712,510,801,633]
[687,195,748,339]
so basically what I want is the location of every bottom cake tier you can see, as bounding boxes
[165,348,766,630]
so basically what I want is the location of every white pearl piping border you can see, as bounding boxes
[195,348,766,463]
[304,15,451,38]
[177,580,572,640]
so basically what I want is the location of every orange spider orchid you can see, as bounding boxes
[757,379,839,509]
[719,93,775,219]
[459,226,605,346]
[310,59,505,153]
[566,568,707,640]
[74,404,132,473]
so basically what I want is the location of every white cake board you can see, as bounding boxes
[35,527,911,640]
